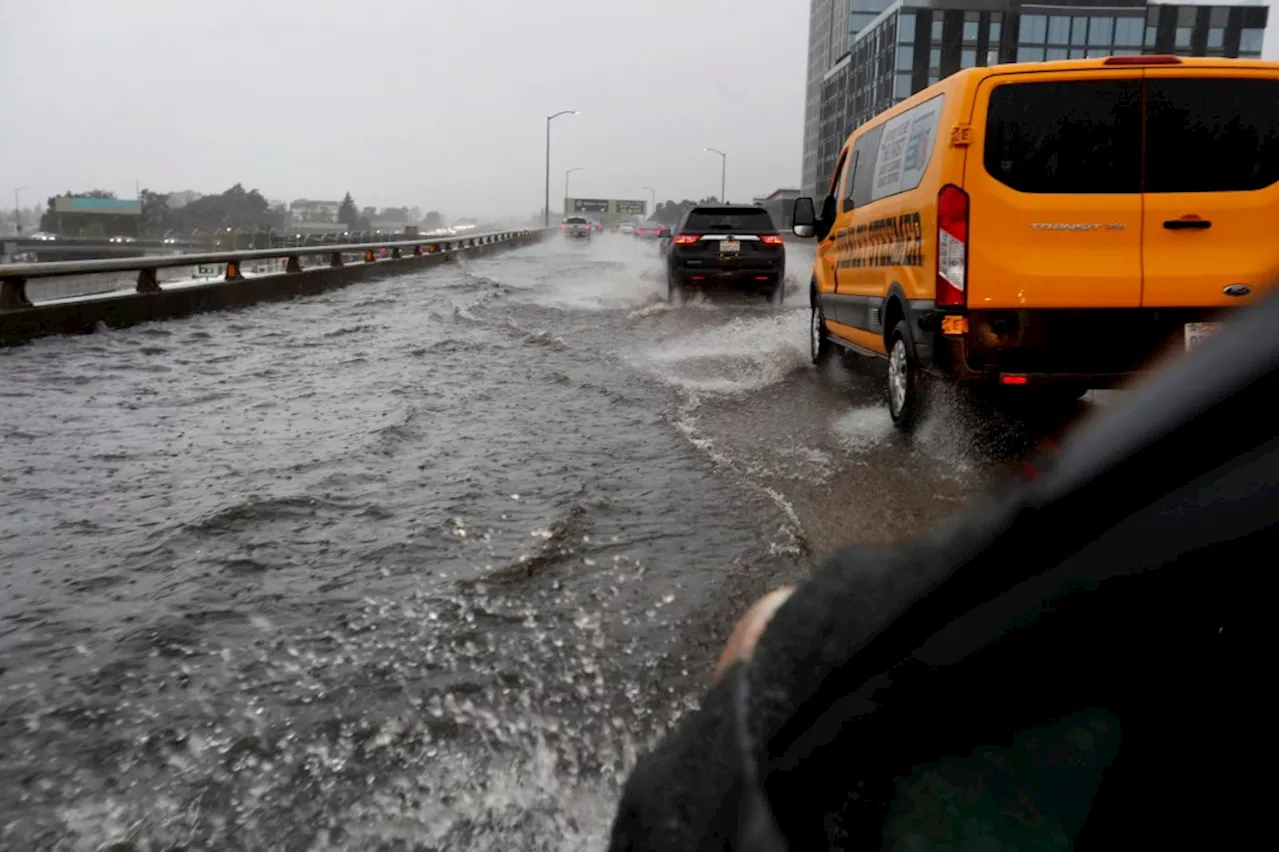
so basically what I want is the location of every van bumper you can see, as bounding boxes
[929,307,1227,388]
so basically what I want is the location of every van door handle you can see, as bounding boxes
[1164,218,1212,231]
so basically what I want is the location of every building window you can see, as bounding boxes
[964,20,979,42]
[1207,28,1224,49]
[1145,26,1157,49]
[1240,29,1265,54]
[930,47,941,69]
[1071,17,1088,45]
[962,48,977,68]
[932,18,943,40]
[1089,17,1113,46]
[1047,16,1070,44]
[1114,17,1143,48]
[1021,14,1048,43]
[897,44,914,71]
[1017,46,1046,62]
[1175,27,1191,48]
[988,49,999,66]
[899,11,915,43]
[1046,47,1068,60]
[990,20,1002,44]
[895,73,911,100]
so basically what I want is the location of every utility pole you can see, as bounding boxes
[704,148,727,203]
[14,186,29,236]
[544,110,578,227]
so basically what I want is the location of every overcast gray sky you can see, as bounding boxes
[1,0,810,219]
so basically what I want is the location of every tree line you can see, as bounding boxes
[39,186,442,238]
[650,197,721,226]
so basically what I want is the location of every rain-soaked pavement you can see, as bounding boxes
[0,234,1097,850]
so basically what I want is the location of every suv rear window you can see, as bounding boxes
[1145,78,1278,193]
[983,80,1142,194]
[682,207,776,232]
[565,217,587,224]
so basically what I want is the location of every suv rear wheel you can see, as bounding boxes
[888,320,922,427]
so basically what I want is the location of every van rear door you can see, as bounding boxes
[966,70,1144,308]
[1140,70,1278,308]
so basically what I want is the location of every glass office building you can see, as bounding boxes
[805,0,1272,196]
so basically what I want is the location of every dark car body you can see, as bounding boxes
[666,206,786,301]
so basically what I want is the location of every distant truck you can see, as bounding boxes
[561,216,592,239]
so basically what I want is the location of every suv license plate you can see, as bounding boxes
[720,240,740,254]
[1184,322,1222,352]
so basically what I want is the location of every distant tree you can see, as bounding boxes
[139,189,172,235]
[408,206,422,223]
[423,210,443,229]
[175,184,276,233]
[338,193,358,227]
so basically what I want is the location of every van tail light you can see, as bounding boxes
[936,184,968,307]
[1103,55,1181,65]
[760,233,784,246]
[673,234,699,245]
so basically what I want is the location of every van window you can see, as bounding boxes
[850,124,884,207]
[983,80,1142,193]
[1145,78,1278,193]
[841,151,859,210]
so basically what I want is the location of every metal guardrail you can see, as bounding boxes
[0,230,536,310]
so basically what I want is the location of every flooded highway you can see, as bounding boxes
[0,234,1092,850]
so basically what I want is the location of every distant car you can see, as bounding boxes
[617,222,636,235]
[561,216,592,239]
[634,222,670,241]
[666,205,786,304]
[589,220,604,232]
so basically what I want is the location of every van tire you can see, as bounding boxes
[888,320,921,428]
[811,292,832,365]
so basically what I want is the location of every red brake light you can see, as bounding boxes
[1103,54,1181,66]
[561,224,567,229]
[637,228,646,233]
[760,234,784,246]
[673,234,699,245]
[936,184,968,308]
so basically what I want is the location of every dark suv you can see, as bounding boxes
[665,205,785,304]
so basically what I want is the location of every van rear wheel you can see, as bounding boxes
[888,320,921,428]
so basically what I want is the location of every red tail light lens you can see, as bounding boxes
[936,184,968,308]
[673,234,699,245]
[1102,54,1181,65]
[760,234,784,246]
[637,228,647,234]
[561,224,567,229]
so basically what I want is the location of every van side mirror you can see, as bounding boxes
[791,197,816,238]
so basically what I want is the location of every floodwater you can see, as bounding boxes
[0,234,1093,850]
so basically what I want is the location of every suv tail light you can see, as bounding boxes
[673,234,699,245]
[760,233,784,246]
[936,184,968,307]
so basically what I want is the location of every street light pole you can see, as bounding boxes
[641,186,656,217]
[544,110,578,227]
[14,186,29,235]
[704,147,727,203]
[565,167,583,206]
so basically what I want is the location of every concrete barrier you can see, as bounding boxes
[0,230,545,347]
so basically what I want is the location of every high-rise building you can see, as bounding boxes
[800,0,1272,197]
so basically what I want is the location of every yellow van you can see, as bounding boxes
[791,55,1278,426]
